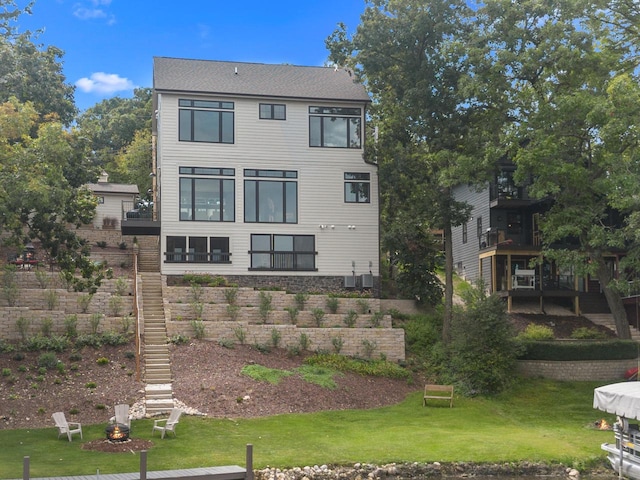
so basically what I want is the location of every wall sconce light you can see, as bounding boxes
[330,225,335,229]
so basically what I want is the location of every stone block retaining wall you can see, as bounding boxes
[163,284,404,361]
[517,359,638,381]
[0,271,134,341]
[165,321,406,362]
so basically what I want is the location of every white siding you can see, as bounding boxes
[157,94,379,277]
[93,193,135,230]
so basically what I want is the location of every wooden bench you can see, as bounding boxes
[423,384,454,407]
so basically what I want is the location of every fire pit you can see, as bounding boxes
[105,423,130,442]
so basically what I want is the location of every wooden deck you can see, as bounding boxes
[12,465,247,480]
[14,446,253,480]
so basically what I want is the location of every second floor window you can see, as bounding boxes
[259,103,286,120]
[344,172,370,203]
[244,169,297,223]
[179,99,234,143]
[179,167,235,221]
[309,106,361,148]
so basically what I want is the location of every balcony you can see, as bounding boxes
[164,250,231,264]
[121,200,160,236]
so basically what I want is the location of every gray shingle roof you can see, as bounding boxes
[153,57,370,103]
[86,183,139,195]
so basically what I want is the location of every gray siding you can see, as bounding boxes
[451,184,490,284]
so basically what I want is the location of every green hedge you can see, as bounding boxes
[518,339,639,361]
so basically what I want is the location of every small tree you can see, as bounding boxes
[311,308,326,327]
[3,266,18,307]
[258,291,273,324]
[294,292,309,311]
[445,281,520,396]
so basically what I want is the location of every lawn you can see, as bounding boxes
[0,379,613,479]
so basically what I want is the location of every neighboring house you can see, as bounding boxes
[86,172,139,230]
[148,57,378,292]
[451,162,621,315]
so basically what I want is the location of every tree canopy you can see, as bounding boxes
[327,0,497,340]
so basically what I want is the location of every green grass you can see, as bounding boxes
[0,379,613,479]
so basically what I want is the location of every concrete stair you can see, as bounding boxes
[140,271,174,415]
[582,313,640,341]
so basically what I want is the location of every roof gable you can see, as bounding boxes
[153,57,370,103]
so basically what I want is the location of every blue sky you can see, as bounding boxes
[17,0,367,112]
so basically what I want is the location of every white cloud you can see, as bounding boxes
[73,1,115,23]
[73,7,107,20]
[75,72,135,94]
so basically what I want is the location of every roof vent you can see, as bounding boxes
[234,67,238,75]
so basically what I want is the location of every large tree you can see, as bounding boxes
[76,88,153,180]
[0,1,76,125]
[466,0,640,338]
[0,97,103,292]
[326,0,496,341]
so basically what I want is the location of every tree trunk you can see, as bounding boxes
[596,260,631,339]
[443,220,453,344]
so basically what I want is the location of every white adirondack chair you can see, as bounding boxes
[109,403,131,428]
[151,408,182,439]
[52,412,82,442]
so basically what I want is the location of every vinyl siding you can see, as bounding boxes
[451,184,490,283]
[157,93,379,277]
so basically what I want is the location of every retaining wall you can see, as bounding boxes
[517,359,638,381]
[162,283,405,361]
[0,271,134,341]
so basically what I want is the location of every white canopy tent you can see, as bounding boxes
[594,382,640,420]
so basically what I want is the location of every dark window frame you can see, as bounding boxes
[309,106,362,149]
[259,103,286,120]
[164,235,231,263]
[344,172,371,203]
[178,99,234,144]
[243,170,298,224]
[179,168,235,222]
[249,234,317,271]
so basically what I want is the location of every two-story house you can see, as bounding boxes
[451,162,623,316]
[148,57,378,292]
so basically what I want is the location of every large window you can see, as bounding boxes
[309,106,361,148]
[250,234,316,271]
[165,236,231,263]
[259,103,286,120]
[244,169,297,223]
[344,172,370,203]
[179,99,234,143]
[179,167,234,221]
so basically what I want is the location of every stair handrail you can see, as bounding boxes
[133,243,142,382]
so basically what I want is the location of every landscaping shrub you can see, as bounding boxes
[343,309,358,328]
[518,339,638,360]
[37,352,58,370]
[311,307,325,327]
[516,323,555,341]
[294,292,309,311]
[326,296,339,314]
[258,291,273,324]
[570,327,608,340]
